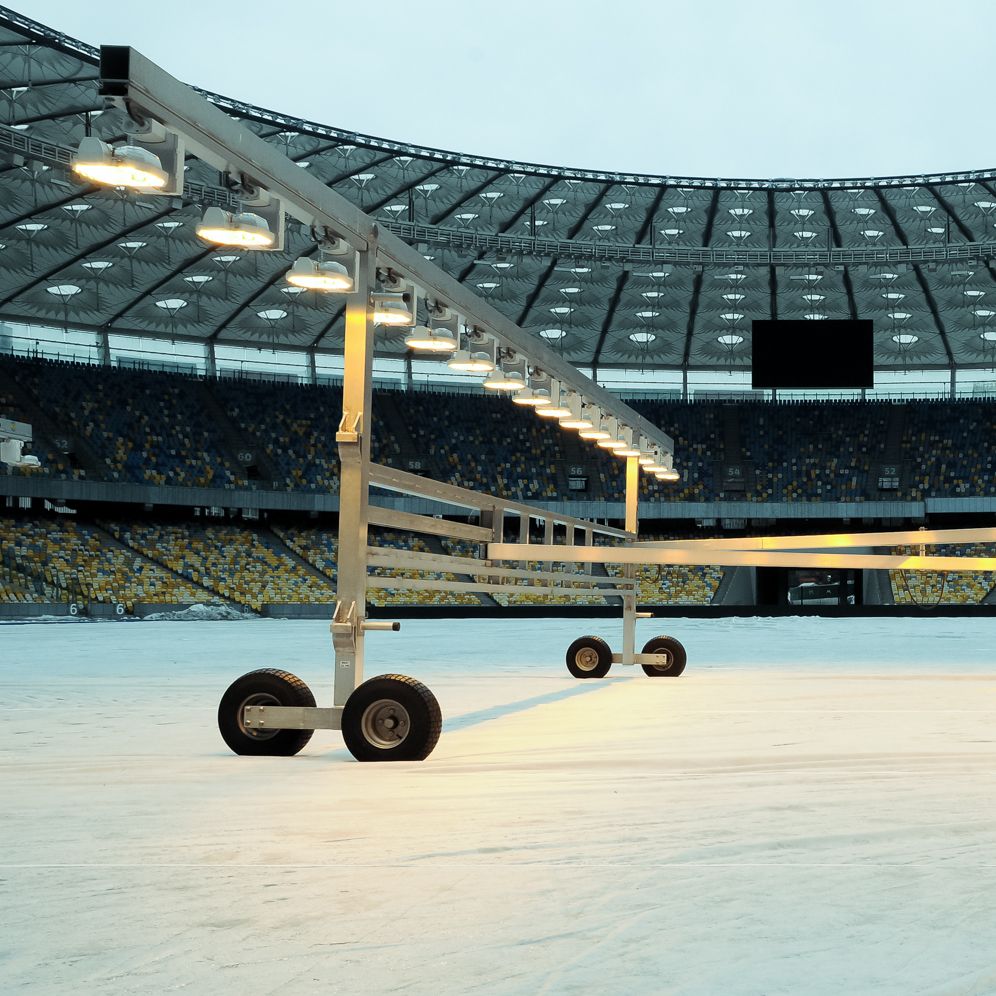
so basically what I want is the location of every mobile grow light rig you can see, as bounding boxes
[89,47,996,762]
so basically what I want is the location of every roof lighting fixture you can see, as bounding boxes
[630,331,656,344]
[579,410,612,441]
[656,468,680,482]
[483,352,526,392]
[448,349,495,373]
[540,328,566,341]
[615,428,642,458]
[980,330,996,342]
[404,325,457,352]
[371,293,414,327]
[286,257,353,293]
[559,396,594,431]
[512,370,552,407]
[196,208,275,249]
[892,333,918,346]
[482,368,525,392]
[71,137,168,190]
[535,381,573,419]
[718,333,744,346]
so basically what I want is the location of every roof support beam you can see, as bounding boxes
[681,189,719,368]
[429,170,507,227]
[590,185,667,372]
[0,201,177,307]
[912,263,955,367]
[820,191,859,321]
[515,182,614,331]
[0,184,97,233]
[925,184,975,242]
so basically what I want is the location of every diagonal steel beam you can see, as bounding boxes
[681,189,719,368]
[0,201,177,306]
[429,170,507,226]
[515,182,615,331]
[0,183,97,233]
[590,185,667,373]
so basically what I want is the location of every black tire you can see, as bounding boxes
[641,635,687,677]
[341,674,442,762]
[566,635,612,679]
[218,668,316,756]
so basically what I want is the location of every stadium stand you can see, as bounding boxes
[889,543,996,605]
[5,355,996,505]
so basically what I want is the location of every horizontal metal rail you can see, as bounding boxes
[488,542,996,572]
[385,220,996,267]
[366,546,630,588]
[369,463,632,538]
[632,526,996,550]
[367,505,491,542]
[365,575,615,597]
[3,125,993,270]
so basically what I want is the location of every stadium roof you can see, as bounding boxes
[3,5,996,375]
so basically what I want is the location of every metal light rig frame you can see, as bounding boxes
[95,46,996,762]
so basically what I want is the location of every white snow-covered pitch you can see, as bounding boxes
[2,615,996,995]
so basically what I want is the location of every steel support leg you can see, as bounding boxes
[332,248,376,709]
[621,455,640,665]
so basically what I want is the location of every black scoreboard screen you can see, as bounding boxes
[751,320,874,389]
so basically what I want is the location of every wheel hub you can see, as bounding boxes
[239,692,280,740]
[575,647,599,671]
[360,698,411,749]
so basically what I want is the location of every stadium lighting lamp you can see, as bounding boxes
[535,380,573,419]
[448,349,494,373]
[596,416,627,450]
[558,394,594,430]
[656,467,680,482]
[371,293,414,326]
[615,428,642,458]
[513,370,552,407]
[579,409,611,441]
[196,207,275,248]
[483,359,526,392]
[404,325,457,352]
[482,368,525,391]
[286,257,353,292]
[72,137,168,189]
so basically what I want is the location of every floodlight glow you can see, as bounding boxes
[72,137,167,189]
[286,257,353,292]
[404,326,457,352]
[447,349,494,372]
[512,387,551,407]
[656,468,680,482]
[579,411,611,441]
[371,295,414,326]
[482,367,525,392]
[196,207,274,248]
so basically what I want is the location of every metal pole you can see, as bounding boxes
[621,455,640,665]
[331,247,375,708]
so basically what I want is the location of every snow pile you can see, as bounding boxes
[0,613,87,625]
[141,602,252,622]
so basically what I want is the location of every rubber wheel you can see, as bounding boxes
[566,635,612,679]
[341,674,442,762]
[218,668,316,756]
[641,635,687,677]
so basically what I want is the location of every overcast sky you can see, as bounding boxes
[28,0,993,180]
